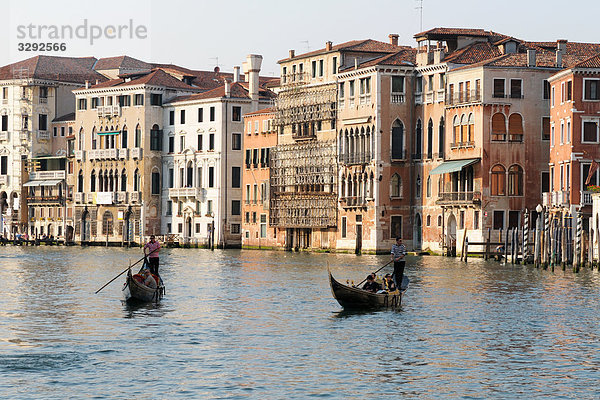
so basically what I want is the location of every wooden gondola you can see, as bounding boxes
[329,269,407,310]
[122,267,165,303]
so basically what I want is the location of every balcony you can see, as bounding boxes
[0,132,8,141]
[26,195,65,204]
[97,105,121,118]
[168,187,205,201]
[74,192,83,203]
[29,171,65,180]
[130,192,141,203]
[281,72,309,85]
[436,191,481,206]
[425,91,434,104]
[391,93,405,104]
[116,191,128,203]
[37,130,50,140]
[118,148,128,160]
[75,150,85,161]
[341,196,368,208]
[550,190,570,207]
[414,93,423,104]
[20,131,29,141]
[107,148,118,159]
[436,89,446,103]
[131,148,142,159]
[450,141,475,149]
[292,132,316,141]
[446,90,482,106]
[338,152,371,165]
[86,193,94,203]
[581,190,593,206]
[0,175,7,185]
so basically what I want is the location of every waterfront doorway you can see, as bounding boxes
[355,224,362,254]
[413,213,422,250]
[447,213,457,256]
[81,211,90,241]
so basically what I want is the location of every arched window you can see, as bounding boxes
[365,126,371,160]
[121,125,128,148]
[391,120,404,160]
[121,169,127,192]
[338,130,344,160]
[508,164,524,196]
[467,113,474,143]
[134,169,140,192]
[453,115,460,145]
[102,211,113,236]
[150,124,162,151]
[79,128,85,150]
[508,113,524,142]
[369,172,374,199]
[438,117,444,156]
[91,127,97,149]
[135,124,141,147]
[415,119,422,158]
[78,170,84,192]
[90,170,96,192]
[427,118,433,159]
[340,175,345,197]
[491,164,506,196]
[391,173,402,198]
[426,215,431,226]
[460,114,468,143]
[416,175,421,198]
[98,169,104,192]
[437,215,442,226]
[491,113,507,141]
[426,176,432,198]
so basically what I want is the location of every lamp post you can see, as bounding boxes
[535,204,543,267]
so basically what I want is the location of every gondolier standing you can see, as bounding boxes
[391,237,406,287]
[144,235,161,276]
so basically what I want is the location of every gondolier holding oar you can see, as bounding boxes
[391,237,406,287]
[144,235,161,276]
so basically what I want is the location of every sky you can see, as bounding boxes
[3,0,600,77]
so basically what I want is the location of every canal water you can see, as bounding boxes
[1,247,600,399]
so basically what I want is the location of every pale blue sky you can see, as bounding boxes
[3,0,599,76]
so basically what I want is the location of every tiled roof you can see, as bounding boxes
[414,27,490,38]
[445,41,503,64]
[573,52,600,68]
[165,82,276,104]
[451,53,592,71]
[94,55,151,71]
[278,39,406,63]
[522,41,600,57]
[85,69,198,90]
[52,112,76,122]
[0,55,106,84]
[244,107,276,116]
[339,49,417,71]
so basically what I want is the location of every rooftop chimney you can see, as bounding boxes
[325,41,333,51]
[289,49,295,59]
[557,39,568,52]
[556,49,563,68]
[224,79,230,97]
[242,54,263,112]
[527,49,536,68]
[233,66,240,83]
[85,80,89,89]
[389,34,399,46]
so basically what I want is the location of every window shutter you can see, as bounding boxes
[508,114,523,134]
[492,113,506,134]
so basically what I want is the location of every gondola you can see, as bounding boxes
[329,269,407,310]
[122,267,165,303]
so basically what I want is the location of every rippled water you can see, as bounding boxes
[1,247,600,399]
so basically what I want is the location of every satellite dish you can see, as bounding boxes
[214,66,220,73]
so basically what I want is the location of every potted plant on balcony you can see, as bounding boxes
[587,185,600,193]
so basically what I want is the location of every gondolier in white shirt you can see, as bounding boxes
[391,237,407,288]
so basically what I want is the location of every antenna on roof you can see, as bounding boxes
[209,57,219,70]
[300,40,310,52]
[415,0,423,32]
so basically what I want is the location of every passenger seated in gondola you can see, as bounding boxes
[384,274,397,292]
[142,269,157,289]
[362,274,381,293]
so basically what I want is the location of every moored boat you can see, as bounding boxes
[122,267,165,303]
[329,270,406,310]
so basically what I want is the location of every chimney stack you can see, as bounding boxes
[289,49,295,59]
[557,39,568,52]
[389,34,399,46]
[233,66,240,83]
[85,80,89,89]
[556,49,563,68]
[224,79,230,97]
[242,54,263,112]
[325,41,333,51]
[527,49,536,68]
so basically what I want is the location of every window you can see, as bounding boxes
[426,176,432,197]
[245,149,251,168]
[61,127,65,137]
[542,117,550,141]
[209,133,215,150]
[78,98,87,110]
[391,216,402,238]
[583,121,599,143]
[166,201,172,216]
[0,156,7,175]
[508,114,523,142]
[311,60,317,78]
[245,212,250,223]
[319,59,324,77]
[332,57,337,74]
[391,76,405,103]
[566,120,571,143]
[260,214,267,238]
[198,108,204,122]
[179,135,185,152]
[508,211,520,229]
[245,184,251,203]
[118,95,131,107]
[232,106,241,122]
[349,80,355,102]
[493,210,505,230]
[390,173,402,198]
[491,165,506,196]
[584,79,600,100]
[231,224,241,234]
[150,93,162,106]
[459,211,465,230]
[180,110,186,124]
[232,167,241,188]
[507,165,523,196]
[168,168,174,188]
[1,87,7,99]
[566,80,572,101]
[491,113,506,141]
[493,78,505,98]
[208,167,214,188]
[39,114,47,131]
[543,80,550,100]
[168,136,174,153]
[253,184,258,203]
[474,211,480,230]
[231,200,241,216]
[210,106,215,121]
[510,79,522,98]
[551,86,555,107]
[53,127,57,136]
[582,163,599,188]
[91,97,99,109]
[197,134,203,151]
[150,125,162,151]
[151,172,160,194]
[359,77,371,103]
[541,171,550,193]
[341,216,347,238]
[1,115,7,131]
[135,125,141,147]
[252,211,256,223]
[134,94,144,106]
[232,133,241,150]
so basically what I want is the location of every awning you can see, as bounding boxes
[23,179,62,187]
[97,131,120,136]
[429,158,480,175]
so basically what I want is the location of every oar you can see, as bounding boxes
[355,259,394,288]
[94,255,147,294]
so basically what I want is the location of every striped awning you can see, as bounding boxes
[23,179,62,187]
[97,131,120,135]
[429,158,479,175]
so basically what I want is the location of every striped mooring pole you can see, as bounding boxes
[523,209,529,262]
[544,209,550,268]
[574,210,582,272]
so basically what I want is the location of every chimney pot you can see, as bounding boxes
[289,49,295,59]
[325,41,333,51]
[233,66,240,83]
[389,34,399,46]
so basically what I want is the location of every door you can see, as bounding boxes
[447,214,457,256]
[413,214,422,250]
[355,224,362,254]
